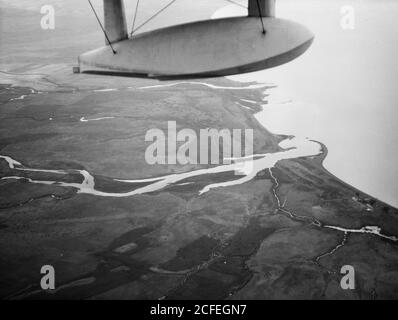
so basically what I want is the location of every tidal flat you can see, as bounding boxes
[0,67,397,300]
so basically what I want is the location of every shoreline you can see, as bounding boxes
[1,78,396,210]
[211,2,397,210]
[1,77,398,300]
[255,107,398,210]
[239,84,398,210]
[317,140,397,210]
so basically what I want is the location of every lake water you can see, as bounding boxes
[213,0,398,208]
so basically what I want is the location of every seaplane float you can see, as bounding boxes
[76,0,314,79]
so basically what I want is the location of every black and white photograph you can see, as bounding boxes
[0,0,398,306]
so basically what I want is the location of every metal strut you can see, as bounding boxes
[88,0,117,54]
[255,0,267,34]
[130,0,140,37]
[131,0,179,34]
